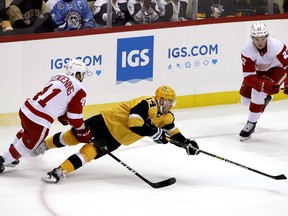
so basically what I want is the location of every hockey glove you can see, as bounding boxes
[184,139,200,155]
[72,126,92,143]
[283,83,288,95]
[259,79,279,95]
[150,127,168,144]
[58,115,69,126]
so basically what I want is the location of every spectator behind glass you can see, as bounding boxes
[251,0,280,14]
[234,0,256,16]
[1,0,13,34]
[0,1,8,22]
[284,0,288,13]
[93,0,134,27]
[197,0,235,18]
[127,0,162,24]
[6,0,52,32]
[159,0,188,22]
[48,0,95,31]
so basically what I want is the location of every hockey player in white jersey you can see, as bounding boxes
[239,22,288,141]
[0,59,92,173]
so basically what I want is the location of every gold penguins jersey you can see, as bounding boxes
[100,96,181,145]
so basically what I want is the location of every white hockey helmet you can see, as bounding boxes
[250,22,269,38]
[65,59,89,82]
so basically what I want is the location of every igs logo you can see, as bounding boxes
[117,36,154,84]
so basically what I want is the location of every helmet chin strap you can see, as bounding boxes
[158,99,166,114]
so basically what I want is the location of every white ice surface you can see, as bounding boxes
[1,100,288,216]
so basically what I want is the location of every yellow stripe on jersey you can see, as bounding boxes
[128,113,145,127]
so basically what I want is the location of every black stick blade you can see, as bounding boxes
[150,177,176,189]
[274,174,287,180]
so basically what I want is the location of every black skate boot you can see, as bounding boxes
[239,121,257,141]
[0,156,5,173]
[9,159,20,167]
[1,159,20,168]
[41,167,66,183]
[0,155,20,171]
[262,95,272,113]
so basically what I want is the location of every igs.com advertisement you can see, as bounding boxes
[166,43,219,73]
[116,36,154,84]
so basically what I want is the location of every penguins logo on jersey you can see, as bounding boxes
[64,10,82,29]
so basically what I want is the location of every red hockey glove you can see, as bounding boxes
[58,115,69,126]
[283,83,288,95]
[72,126,92,143]
[184,139,200,155]
[259,80,280,95]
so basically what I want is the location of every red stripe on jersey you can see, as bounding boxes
[276,45,288,69]
[67,89,86,114]
[67,89,86,128]
[242,54,256,73]
[25,100,54,124]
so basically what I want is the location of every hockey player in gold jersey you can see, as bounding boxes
[37,85,200,183]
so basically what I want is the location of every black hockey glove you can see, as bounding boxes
[150,127,168,144]
[184,139,200,155]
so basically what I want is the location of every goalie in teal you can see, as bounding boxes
[34,85,200,183]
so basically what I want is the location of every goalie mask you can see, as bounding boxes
[155,85,176,113]
[65,59,89,82]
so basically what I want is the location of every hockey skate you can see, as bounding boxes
[4,159,20,168]
[0,155,20,172]
[42,167,66,183]
[262,95,272,113]
[0,156,5,173]
[239,121,257,141]
[4,145,20,167]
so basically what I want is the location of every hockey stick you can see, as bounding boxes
[90,139,176,188]
[277,73,286,85]
[169,139,287,180]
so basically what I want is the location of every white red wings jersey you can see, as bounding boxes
[241,37,288,78]
[21,73,87,129]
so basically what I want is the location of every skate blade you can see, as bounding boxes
[240,136,251,141]
[4,164,17,168]
[41,176,58,183]
[4,160,20,168]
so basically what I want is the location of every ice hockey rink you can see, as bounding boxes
[1,100,288,216]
